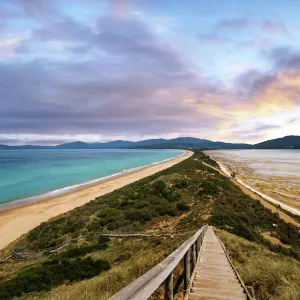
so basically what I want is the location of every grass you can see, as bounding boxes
[216,229,300,300]
[18,236,189,300]
[0,151,299,299]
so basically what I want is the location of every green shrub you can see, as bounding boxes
[0,257,110,299]
[176,201,190,212]
[53,243,108,260]
[23,150,300,262]
[124,208,153,222]
[152,180,167,194]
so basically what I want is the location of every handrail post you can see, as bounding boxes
[108,226,207,300]
[246,286,256,299]
[196,236,200,258]
[191,243,196,271]
[165,272,173,300]
[184,248,191,290]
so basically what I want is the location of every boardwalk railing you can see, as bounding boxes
[216,236,256,300]
[11,235,86,260]
[109,225,208,300]
[100,232,179,238]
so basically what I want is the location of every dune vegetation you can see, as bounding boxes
[0,151,299,300]
[216,229,300,300]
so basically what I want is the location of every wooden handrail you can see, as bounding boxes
[108,225,208,300]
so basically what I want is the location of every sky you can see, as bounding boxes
[1,0,300,145]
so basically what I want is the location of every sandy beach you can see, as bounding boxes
[0,150,192,250]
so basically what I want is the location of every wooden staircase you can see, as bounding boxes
[108,225,253,300]
[188,227,246,300]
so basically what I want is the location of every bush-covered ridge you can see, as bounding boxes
[25,151,300,257]
[0,238,111,300]
[0,151,299,300]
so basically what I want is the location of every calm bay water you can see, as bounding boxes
[0,149,184,206]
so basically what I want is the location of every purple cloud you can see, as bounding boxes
[215,17,289,35]
[266,47,300,71]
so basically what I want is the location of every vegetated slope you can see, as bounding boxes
[216,229,300,300]
[0,152,299,300]
[255,135,300,149]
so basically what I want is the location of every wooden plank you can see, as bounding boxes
[165,272,173,300]
[184,249,191,290]
[187,227,249,300]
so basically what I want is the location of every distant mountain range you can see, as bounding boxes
[1,135,299,150]
[254,135,300,149]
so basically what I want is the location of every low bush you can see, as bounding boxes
[23,151,300,261]
[176,201,190,212]
[0,257,110,300]
[54,243,108,260]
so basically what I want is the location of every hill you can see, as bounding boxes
[133,137,250,149]
[254,135,300,149]
[1,135,300,150]
[0,137,250,150]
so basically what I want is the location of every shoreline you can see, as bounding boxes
[205,152,300,217]
[0,150,192,250]
[0,150,186,212]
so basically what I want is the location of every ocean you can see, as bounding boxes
[0,149,184,208]
[206,149,300,214]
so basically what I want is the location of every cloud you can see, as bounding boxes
[197,33,231,45]
[197,17,290,50]
[215,17,289,35]
[0,13,227,143]
[266,47,300,71]
[215,17,253,30]
[1,1,299,145]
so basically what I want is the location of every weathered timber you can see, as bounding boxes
[187,227,253,300]
[184,249,191,290]
[165,273,173,300]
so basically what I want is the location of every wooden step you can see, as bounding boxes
[192,285,244,294]
[193,282,242,291]
[194,275,239,282]
[196,269,237,276]
[189,293,246,300]
[191,287,245,297]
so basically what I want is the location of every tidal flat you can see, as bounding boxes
[206,149,300,214]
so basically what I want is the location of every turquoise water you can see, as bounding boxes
[0,149,184,206]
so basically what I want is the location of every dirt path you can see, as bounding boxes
[261,232,291,248]
[201,161,300,227]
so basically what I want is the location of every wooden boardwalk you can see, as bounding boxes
[188,227,246,300]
